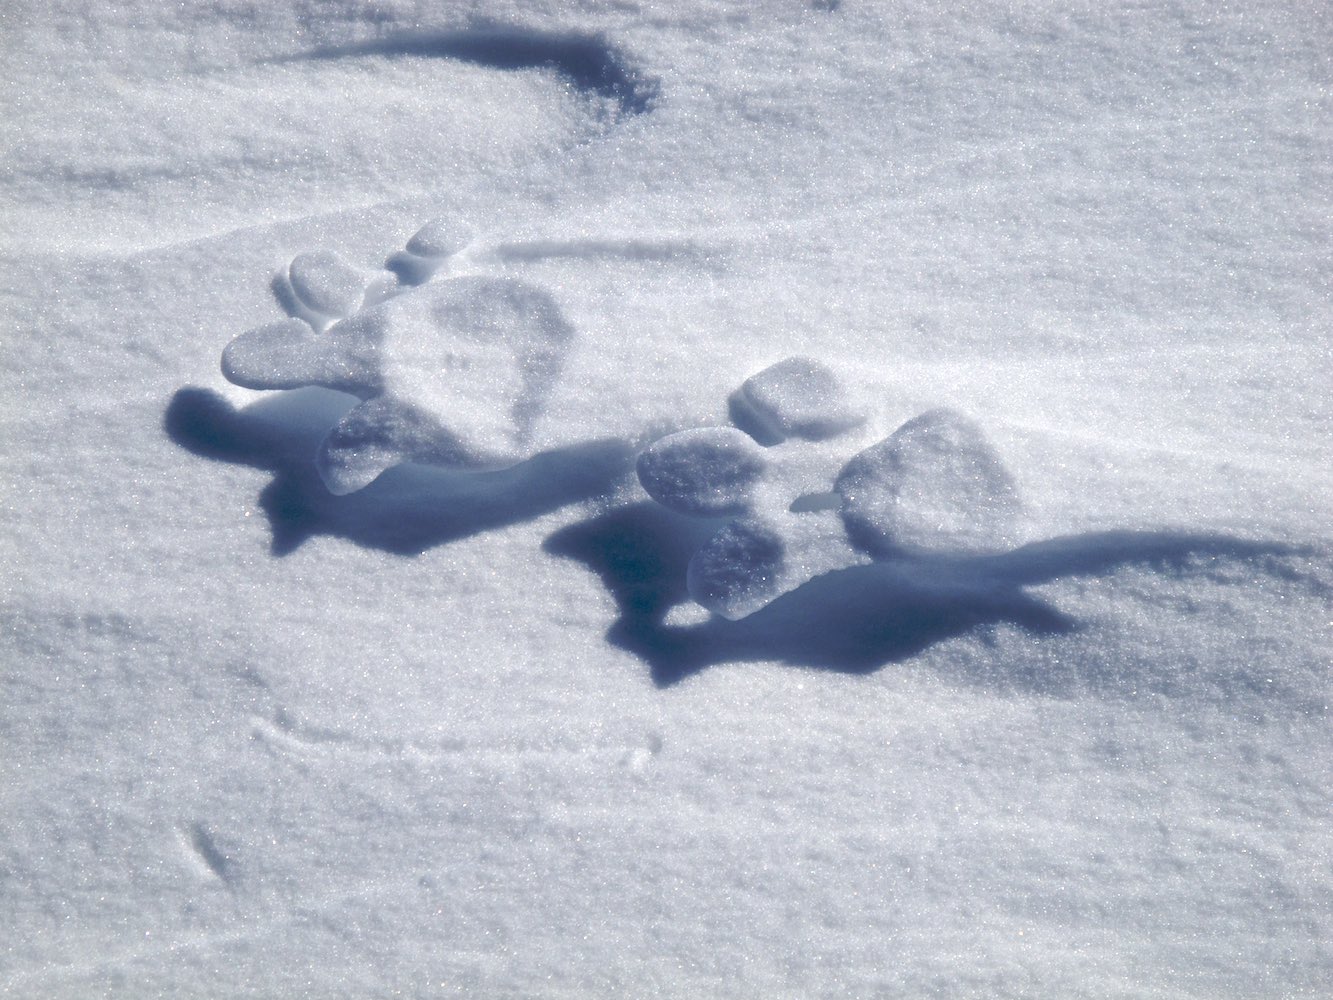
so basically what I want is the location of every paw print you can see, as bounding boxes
[637,358,1023,619]
[222,219,576,494]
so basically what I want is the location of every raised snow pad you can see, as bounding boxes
[637,428,768,517]
[405,218,475,260]
[737,356,867,442]
[288,251,369,320]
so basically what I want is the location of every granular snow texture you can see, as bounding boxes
[2,1,1330,997]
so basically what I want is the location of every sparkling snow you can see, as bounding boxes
[3,1,1330,996]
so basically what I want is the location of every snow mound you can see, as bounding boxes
[287,251,370,321]
[637,428,767,516]
[391,218,477,285]
[222,220,576,494]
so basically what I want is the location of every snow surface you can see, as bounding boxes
[3,0,1332,997]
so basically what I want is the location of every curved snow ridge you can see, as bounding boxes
[5,24,656,257]
[281,25,660,117]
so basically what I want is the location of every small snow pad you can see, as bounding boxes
[635,356,874,619]
[636,427,768,517]
[686,517,788,620]
[289,251,368,319]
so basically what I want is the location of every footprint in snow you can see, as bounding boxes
[637,357,1023,619]
[222,219,576,495]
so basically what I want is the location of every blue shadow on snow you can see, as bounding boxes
[545,502,1301,687]
[164,386,633,556]
[168,386,1304,686]
[273,25,659,116]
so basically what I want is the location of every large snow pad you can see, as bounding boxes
[835,407,1024,558]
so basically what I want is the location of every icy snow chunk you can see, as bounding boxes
[288,251,367,318]
[637,428,767,517]
[835,408,1022,556]
[222,240,575,493]
[738,356,866,441]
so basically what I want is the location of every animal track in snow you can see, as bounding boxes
[223,219,577,494]
[637,358,1023,619]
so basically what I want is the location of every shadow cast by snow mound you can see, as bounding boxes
[166,386,633,555]
[279,25,659,116]
[545,503,1300,688]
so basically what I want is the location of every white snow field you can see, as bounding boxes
[2,0,1331,996]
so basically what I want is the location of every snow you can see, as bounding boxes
[287,251,375,321]
[638,427,770,517]
[3,0,1331,997]
[634,365,1031,620]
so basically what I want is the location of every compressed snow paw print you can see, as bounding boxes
[637,359,1023,619]
[222,218,575,494]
